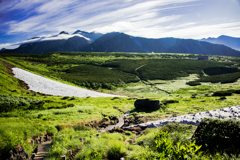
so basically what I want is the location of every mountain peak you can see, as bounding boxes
[59,31,69,35]
[72,30,104,42]
[201,35,240,51]
[73,30,88,34]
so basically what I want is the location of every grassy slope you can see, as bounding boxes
[1,52,240,159]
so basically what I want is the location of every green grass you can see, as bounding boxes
[1,52,239,91]
[1,52,240,159]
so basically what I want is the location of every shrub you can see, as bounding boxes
[192,118,240,154]
[187,72,240,86]
[47,126,58,136]
[186,81,201,86]
[106,143,127,160]
[203,67,239,76]
[154,130,201,159]
[0,95,44,112]
[212,89,240,96]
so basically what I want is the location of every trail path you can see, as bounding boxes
[33,141,51,160]
[100,111,130,132]
[135,63,171,95]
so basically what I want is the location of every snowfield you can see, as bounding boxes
[12,67,123,98]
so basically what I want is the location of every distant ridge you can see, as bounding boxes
[201,35,240,51]
[1,31,240,57]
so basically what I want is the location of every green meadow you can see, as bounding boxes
[1,52,240,159]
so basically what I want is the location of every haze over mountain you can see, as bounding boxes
[1,31,240,57]
[201,35,240,51]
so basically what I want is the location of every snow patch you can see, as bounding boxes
[12,67,124,98]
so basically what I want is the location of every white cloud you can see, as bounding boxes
[6,0,198,35]
[158,22,240,39]
[2,0,240,44]
[0,43,20,49]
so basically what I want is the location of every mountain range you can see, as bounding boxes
[1,31,240,57]
[201,35,240,51]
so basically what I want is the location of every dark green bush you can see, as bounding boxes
[0,95,44,112]
[212,89,240,96]
[187,72,240,86]
[47,126,58,136]
[106,143,126,160]
[203,67,239,76]
[138,59,228,80]
[192,118,240,154]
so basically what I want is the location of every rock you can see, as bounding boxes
[8,145,29,160]
[134,99,160,110]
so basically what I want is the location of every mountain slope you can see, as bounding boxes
[2,36,89,54]
[201,35,240,51]
[84,32,146,52]
[1,31,240,57]
[86,33,240,57]
[134,37,240,56]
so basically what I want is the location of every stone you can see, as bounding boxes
[61,155,66,160]
[31,153,36,159]
[8,145,29,160]
[134,99,160,110]
[128,139,133,144]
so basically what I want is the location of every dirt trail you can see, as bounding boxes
[135,63,171,95]
[33,141,51,160]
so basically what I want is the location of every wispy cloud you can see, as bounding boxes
[1,0,240,46]
[6,0,198,35]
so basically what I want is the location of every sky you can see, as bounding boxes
[0,0,240,49]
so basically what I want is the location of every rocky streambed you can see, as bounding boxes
[94,106,240,136]
[124,106,240,129]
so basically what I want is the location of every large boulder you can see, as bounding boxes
[134,99,160,111]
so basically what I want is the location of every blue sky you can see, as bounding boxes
[0,0,240,49]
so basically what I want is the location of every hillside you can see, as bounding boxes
[1,53,240,159]
[2,32,240,57]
